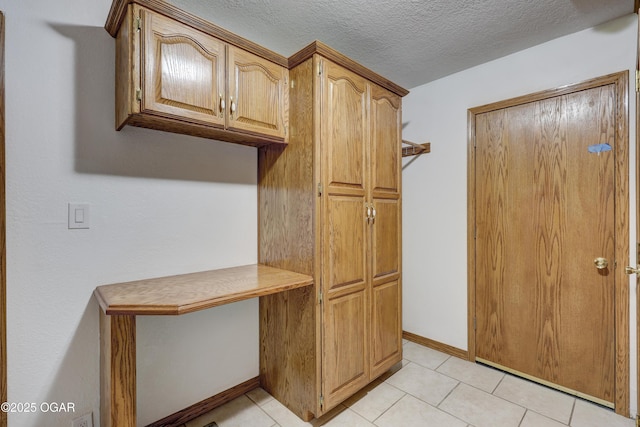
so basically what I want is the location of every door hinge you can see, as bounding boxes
[636,69,640,93]
[136,88,142,102]
[636,414,639,427]
[474,316,477,331]
[317,183,323,197]
[319,394,324,409]
[135,16,141,32]
[317,60,322,76]
[319,290,323,304]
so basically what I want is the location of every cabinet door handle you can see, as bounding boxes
[371,206,376,224]
[230,96,236,118]
[219,94,225,117]
[366,204,372,225]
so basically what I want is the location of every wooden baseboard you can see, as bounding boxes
[145,376,260,427]
[402,331,469,360]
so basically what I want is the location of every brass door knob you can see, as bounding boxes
[626,266,640,275]
[594,257,608,269]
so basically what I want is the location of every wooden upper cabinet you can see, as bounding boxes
[227,46,289,139]
[113,4,288,147]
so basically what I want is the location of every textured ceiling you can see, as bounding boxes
[169,0,635,89]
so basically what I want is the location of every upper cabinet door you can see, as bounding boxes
[227,46,289,140]
[370,84,401,196]
[321,60,369,194]
[140,8,225,127]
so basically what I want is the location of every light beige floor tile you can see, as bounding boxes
[385,362,459,406]
[185,395,276,427]
[343,380,405,421]
[570,400,635,427]
[493,375,574,424]
[247,387,275,406]
[402,342,450,369]
[322,408,375,426]
[439,383,525,427]
[521,410,569,427]
[375,394,467,427]
[436,356,504,393]
[260,398,315,427]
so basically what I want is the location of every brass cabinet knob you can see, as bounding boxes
[594,257,608,270]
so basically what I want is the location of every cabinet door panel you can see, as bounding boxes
[141,9,225,126]
[371,280,401,378]
[228,47,288,139]
[324,196,367,292]
[372,199,400,279]
[323,61,368,192]
[323,290,369,409]
[370,86,401,195]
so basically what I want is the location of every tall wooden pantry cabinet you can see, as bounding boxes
[259,41,408,421]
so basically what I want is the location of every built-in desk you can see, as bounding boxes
[95,264,314,427]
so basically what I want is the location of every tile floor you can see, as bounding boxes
[182,341,635,427]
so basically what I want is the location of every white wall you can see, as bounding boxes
[1,0,260,426]
[402,13,638,416]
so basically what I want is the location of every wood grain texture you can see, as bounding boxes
[145,376,259,427]
[141,7,225,127]
[258,55,404,419]
[125,113,287,147]
[369,83,402,379]
[289,41,408,97]
[469,71,629,414]
[115,5,136,130]
[258,59,320,421]
[612,71,629,417]
[115,4,288,146]
[101,313,136,427]
[94,264,313,315]
[228,46,289,140]
[402,331,469,360]
[0,12,5,427]
[105,0,288,67]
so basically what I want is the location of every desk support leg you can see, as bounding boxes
[100,312,136,427]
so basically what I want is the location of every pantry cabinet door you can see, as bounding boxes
[320,59,370,410]
[369,85,402,378]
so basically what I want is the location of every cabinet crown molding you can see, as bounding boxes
[288,41,409,97]
[105,0,409,97]
[105,0,288,67]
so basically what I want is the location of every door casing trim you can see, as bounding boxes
[467,70,630,416]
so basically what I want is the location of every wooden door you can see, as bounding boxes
[140,8,225,127]
[369,84,402,378]
[474,83,619,405]
[320,59,370,410]
[227,46,288,139]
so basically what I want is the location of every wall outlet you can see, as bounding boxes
[71,413,93,427]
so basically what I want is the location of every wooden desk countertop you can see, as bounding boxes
[94,264,313,316]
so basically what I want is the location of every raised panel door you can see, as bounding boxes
[370,86,401,195]
[369,84,402,377]
[227,46,289,139]
[322,60,368,193]
[320,59,370,412]
[140,9,225,126]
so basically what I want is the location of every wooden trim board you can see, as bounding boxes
[0,11,6,427]
[145,377,260,427]
[105,0,288,66]
[402,331,468,360]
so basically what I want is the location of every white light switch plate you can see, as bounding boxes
[68,203,90,229]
